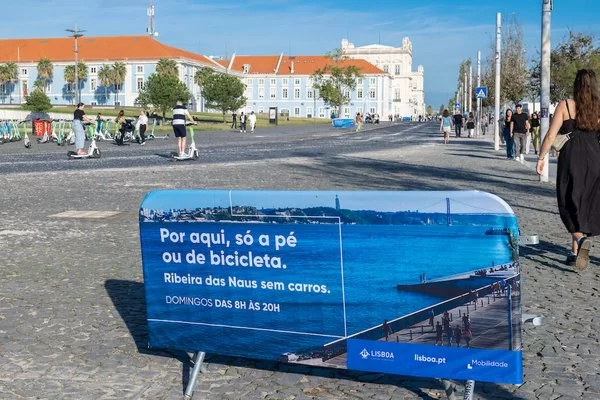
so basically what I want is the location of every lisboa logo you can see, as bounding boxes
[360,348,370,359]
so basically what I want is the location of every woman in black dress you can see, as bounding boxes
[536,69,600,271]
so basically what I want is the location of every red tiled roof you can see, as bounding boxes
[226,55,384,75]
[0,35,222,67]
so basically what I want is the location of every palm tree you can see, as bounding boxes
[111,61,127,107]
[36,58,53,92]
[0,62,18,103]
[156,58,178,77]
[98,64,112,103]
[76,61,88,103]
[64,65,76,104]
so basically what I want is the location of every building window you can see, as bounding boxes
[282,88,288,99]
[294,107,300,117]
[259,106,264,114]
[383,65,389,73]
[91,101,97,106]
[258,78,265,86]
[115,83,122,91]
[21,68,27,75]
[136,65,143,74]
[357,78,363,85]
[270,87,276,99]
[369,88,376,99]
[307,89,313,99]
[356,107,363,115]
[90,78,97,92]
[395,65,401,75]
[370,107,376,114]
[369,77,376,85]
[137,77,143,91]
[319,107,325,118]
[90,66,97,74]
[357,89,363,99]
[343,107,350,118]
[258,87,265,99]
[22,81,28,96]
[270,78,276,86]
[394,89,401,101]
[294,88,300,99]
[282,78,288,85]
[343,90,350,100]
[294,78,301,85]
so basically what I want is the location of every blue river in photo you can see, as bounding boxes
[141,217,517,360]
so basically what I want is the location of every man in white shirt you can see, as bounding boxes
[248,111,257,133]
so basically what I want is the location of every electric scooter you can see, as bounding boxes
[170,123,198,161]
[67,123,101,159]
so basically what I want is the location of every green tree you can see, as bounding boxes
[194,66,214,111]
[312,49,363,117]
[156,58,179,77]
[24,87,52,112]
[98,64,112,104]
[0,62,18,103]
[64,64,76,103]
[426,104,433,115]
[550,32,600,103]
[201,72,247,121]
[111,61,127,106]
[137,73,190,120]
[36,58,53,92]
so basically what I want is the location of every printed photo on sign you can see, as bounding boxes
[139,190,522,384]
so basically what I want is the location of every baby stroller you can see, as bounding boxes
[114,119,135,145]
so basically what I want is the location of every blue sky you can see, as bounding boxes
[2,1,599,107]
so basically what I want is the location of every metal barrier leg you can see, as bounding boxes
[184,351,206,400]
[463,380,475,400]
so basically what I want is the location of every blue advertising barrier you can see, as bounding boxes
[139,190,523,396]
[332,118,355,128]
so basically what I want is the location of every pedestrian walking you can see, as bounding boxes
[536,69,600,271]
[530,111,541,154]
[464,327,472,348]
[239,112,247,133]
[502,109,515,159]
[435,321,443,346]
[511,104,530,162]
[440,109,452,144]
[382,320,392,341]
[466,112,475,138]
[355,112,363,132]
[248,111,257,133]
[136,109,148,145]
[454,325,462,347]
[231,112,237,129]
[453,111,463,137]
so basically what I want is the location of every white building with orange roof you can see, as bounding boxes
[0,35,223,110]
[222,53,390,119]
[341,37,426,118]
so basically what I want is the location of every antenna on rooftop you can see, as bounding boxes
[147,1,159,38]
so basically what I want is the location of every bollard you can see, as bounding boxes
[421,325,424,334]
[410,330,413,340]
[396,335,399,342]
[481,300,483,307]
[488,297,490,305]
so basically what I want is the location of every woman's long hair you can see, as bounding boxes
[574,69,600,131]
[504,109,512,122]
[442,109,449,118]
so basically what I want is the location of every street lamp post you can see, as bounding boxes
[66,24,85,104]
[539,0,553,182]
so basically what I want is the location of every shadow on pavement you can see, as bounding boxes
[104,279,195,395]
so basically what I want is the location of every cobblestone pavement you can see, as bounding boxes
[0,130,598,400]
